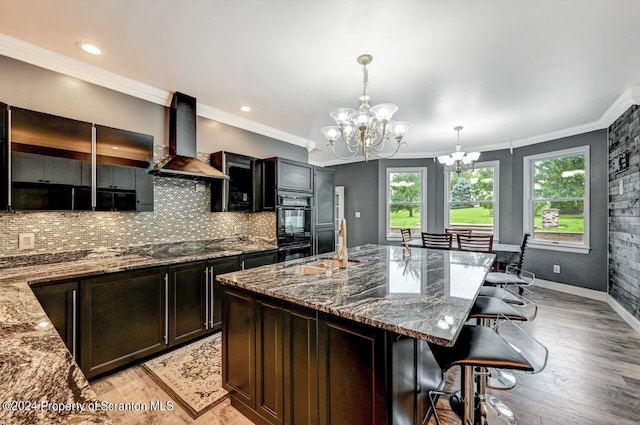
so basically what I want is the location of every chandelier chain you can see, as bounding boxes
[362,64,368,97]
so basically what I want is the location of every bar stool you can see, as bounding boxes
[427,320,548,425]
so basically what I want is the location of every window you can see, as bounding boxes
[523,146,589,253]
[386,168,427,239]
[444,161,499,239]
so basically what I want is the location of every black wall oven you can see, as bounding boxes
[277,193,312,261]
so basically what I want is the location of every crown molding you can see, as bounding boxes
[2,33,639,165]
[0,32,314,150]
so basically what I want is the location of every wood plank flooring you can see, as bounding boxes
[92,287,640,424]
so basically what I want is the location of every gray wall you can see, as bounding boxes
[331,129,609,291]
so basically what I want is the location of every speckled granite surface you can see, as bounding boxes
[0,237,276,425]
[218,244,495,347]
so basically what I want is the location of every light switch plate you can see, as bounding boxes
[234,225,243,235]
[195,182,207,192]
[355,211,361,218]
[19,233,35,250]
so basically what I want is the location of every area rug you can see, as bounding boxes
[141,333,229,418]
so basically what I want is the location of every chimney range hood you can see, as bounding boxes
[152,92,228,180]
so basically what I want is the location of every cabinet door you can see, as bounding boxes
[80,267,168,379]
[95,164,113,188]
[31,280,79,360]
[314,167,335,227]
[241,250,278,270]
[315,226,336,255]
[283,305,318,425]
[256,299,284,424]
[278,159,313,193]
[210,256,240,331]
[222,287,256,409]
[135,168,154,211]
[111,165,136,190]
[318,316,387,425]
[0,102,6,210]
[11,152,45,182]
[169,261,208,346]
[45,156,82,186]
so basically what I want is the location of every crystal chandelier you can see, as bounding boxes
[437,126,480,174]
[321,54,412,162]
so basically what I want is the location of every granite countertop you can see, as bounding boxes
[217,244,495,347]
[0,237,276,425]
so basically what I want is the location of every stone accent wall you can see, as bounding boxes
[0,146,275,257]
[608,105,640,320]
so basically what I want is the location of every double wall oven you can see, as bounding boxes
[277,193,312,262]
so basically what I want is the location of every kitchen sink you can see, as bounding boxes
[287,258,360,275]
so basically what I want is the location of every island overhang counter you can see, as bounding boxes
[217,244,495,425]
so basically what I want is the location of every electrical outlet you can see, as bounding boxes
[355,211,361,218]
[195,182,207,192]
[234,225,243,235]
[553,265,560,274]
[19,233,35,250]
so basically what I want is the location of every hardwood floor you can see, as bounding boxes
[92,287,640,424]
[427,287,640,425]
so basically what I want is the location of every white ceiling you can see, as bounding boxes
[1,0,640,165]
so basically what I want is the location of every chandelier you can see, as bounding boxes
[437,126,480,174]
[321,54,412,162]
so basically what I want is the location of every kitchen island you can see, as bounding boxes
[217,244,495,425]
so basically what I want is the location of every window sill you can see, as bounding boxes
[528,240,590,254]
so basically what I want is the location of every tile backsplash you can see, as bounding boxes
[0,147,275,257]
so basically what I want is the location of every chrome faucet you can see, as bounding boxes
[335,218,348,269]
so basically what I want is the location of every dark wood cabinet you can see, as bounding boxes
[256,299,285,424]
[262,157,314,210]
[211,151,262,212]
[209,256,241,331]
[31,280,79,360]
[318,315,387,425]
[222,287,256,409]
[241,249,278,270]
[313,167,335,227]
[169,261,208,346]
[313,167,335,256]
[0,102,7,210]
[314,226,336,256]
[283,304,318,425]
[80,267,168,379]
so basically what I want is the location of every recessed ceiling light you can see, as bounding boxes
[240,106,251,112]
[77,42,103,55]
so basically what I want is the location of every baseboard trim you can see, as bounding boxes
[607,295,640,334]
[535,279,640,333]
[534,279,608,301]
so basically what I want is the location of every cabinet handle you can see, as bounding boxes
[204,267,209,329]
[241,260,245,270]
[164,273,169,345]
[72,289,77,360]
[210,267,214,327]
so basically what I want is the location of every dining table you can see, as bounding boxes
[408,238,521,268]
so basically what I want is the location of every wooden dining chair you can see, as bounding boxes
[400,228,412,245]
[421,232,453,250]
[445,228,472,236]
[456,234,494,252]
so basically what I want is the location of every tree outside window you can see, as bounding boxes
[387,169,425,237]
[447,165,496,235]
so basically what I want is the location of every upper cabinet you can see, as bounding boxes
[9,107,93,211]
[0,102,7,209]
[210,151,262,212]
[2,104,154,212]
[262,157,314,210]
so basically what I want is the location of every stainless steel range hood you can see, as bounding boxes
[152,92,228,180]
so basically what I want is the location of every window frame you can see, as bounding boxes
[385,167,428,240]
[444,160,500,241]
[522,145,590,254]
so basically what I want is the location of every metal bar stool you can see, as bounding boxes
[427,319,548,425]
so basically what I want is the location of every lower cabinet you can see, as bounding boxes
[80,267,169,379]
[31,280,79,360]
[210,256,241,331]
[241,249,278,270]
[169,261,209,346]
[314,226,336,256]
